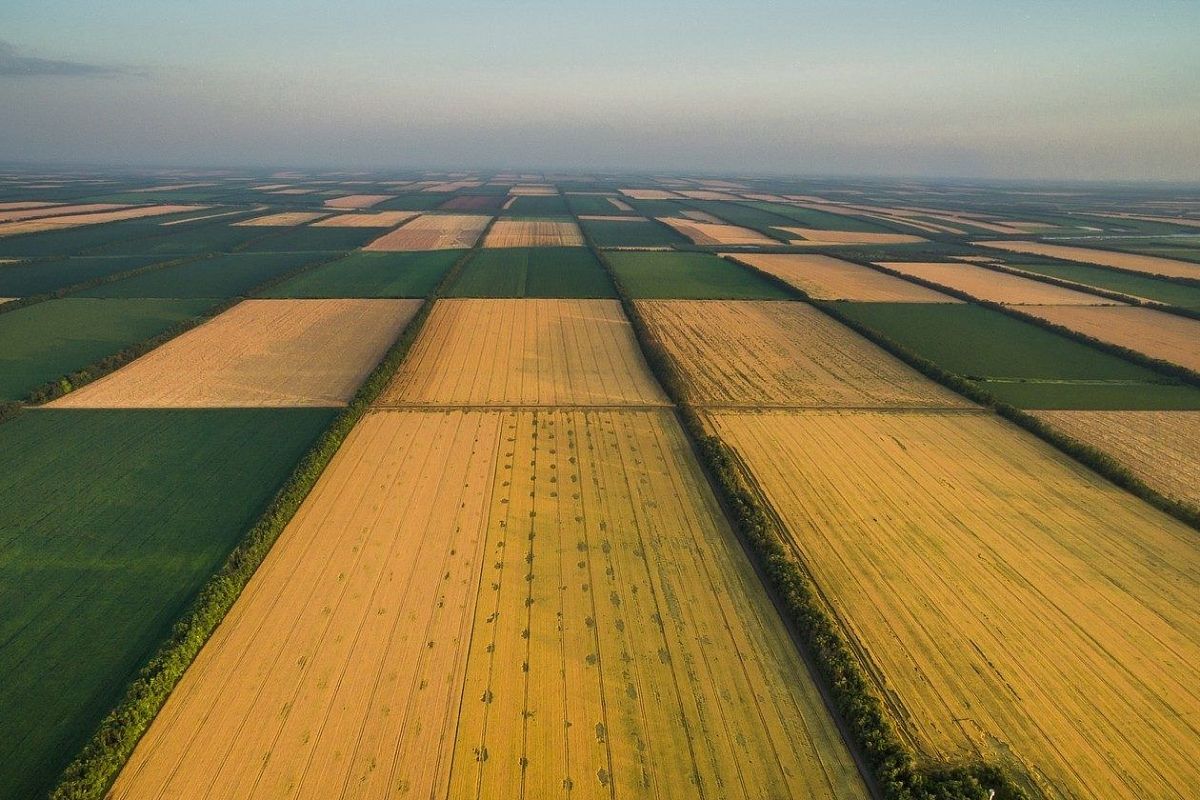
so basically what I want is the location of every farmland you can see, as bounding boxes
[876,261,1120,305]
[606,251,791,299]
[1003,260,1200,308]
[978,240,1200,280]
[483,218,584,247]
[730,253,958,302]
[706,409,1200,800]
[577,216,689,248]
[448,247,614,297]
[1013,304,1200,372]
[76,251,333,298]
[265,250,462,298]
[364,214,491,251]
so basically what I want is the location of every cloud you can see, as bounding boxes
[0,40,132,77]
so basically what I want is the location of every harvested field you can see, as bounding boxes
[730,253,958,302]
[777,227,927,245]
[482,219,583,248]
[637,300,969,407]
[507,184,557,195]
[678,189,741,200]
[51,299,419,408]
[657,216,779,246]
[323,194,393,209]
[707,409,1200,800]
[378,299,667,406]
[1005,261,1200,308]
[0,205,202,237]
[310,211,416,227]
[0,203,127,223]
[877,261,1120,305]
[978,241,1200,280]
[619,188,682,200]
[1014,304,1200,371]
[679,209,725,223]
[109,408,865,800]
[364,214,491,251]
[0,201,58,210]
[608,197,633,211]
[233,211,327,227]
[1033,410,1200,508]
[577,215,648,222]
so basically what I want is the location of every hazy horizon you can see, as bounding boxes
[3,0,1197,181]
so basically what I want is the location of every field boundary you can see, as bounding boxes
[47,232,485,800]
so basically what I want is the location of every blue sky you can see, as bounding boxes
[1,0,1197,179]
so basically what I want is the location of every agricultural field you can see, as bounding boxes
[606,251,792,299]
[311,211,416,227]
[1013,304,1200,372]
[76,251,333,298]
[0,297,212,400]
[0,254,168,297]
[637,300,968,408]
[448,246,614,297]
[706,409,1200,800]
[503,194,571,216]
[657,216,781,246]
[379,299,668,406]
[978,240,1200,280]
[730,253,958,302]
[0,204,203,236]
[482,218,584,247]
[0,408,334,799]
[108,408,865,800]
[577,215,689,248]
[1002,260,1200,308]
[51,299,419,407]
[876,261,1120,305]
[364,213,491,251]
[265,250,462,298]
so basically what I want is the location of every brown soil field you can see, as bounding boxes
[108,408,865,800]
[323,194,394,209]
[978,241,1200,280]
[378,299,668,406]
[877,261,1121,305]
[619,189,682,200]
[233,211,327,227]
[482,219,584,248]
[776,227,927,245]
[1034,410,1200,508]
[0,205,202,236]
[51,299,420,408]
[0,203,127,223]
[311,211,417,228]
[1013,305,1200,371]
[707,408,1200,800]
[636,300,969,408]
[607,197,634,212]
[657,217,779,246]
[363,214,491,251]
[728,254,959,302]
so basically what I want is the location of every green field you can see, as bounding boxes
[679,201,794,240]
[836,302,1200,409]
[375,192,453,211]
[448,247,614,297]
[0,256,166,297]
[0,217,206,259]
[0,408,335,799]
[564,194,634,216]
[0,298,212,400]
[236,226,378,252]
[78,251,330,298]
[265,250,461,298]
[580,217,689,248]
[503,194,570,216]
[745,202,896,232]
[87,219,268,257]
[607,251,792,299]
[1007,261,1200,308]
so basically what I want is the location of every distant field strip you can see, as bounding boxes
[108,408,865,800]
[978,240,1200,280]
[378,299,668,406]
[657,216,779,246]
[1034,410,1200,508]
[233,211,327,227]
[483,219,584,247]
[0,205,202,237]
[778,227,926,245]
[637,300,969,408]
[311,211,416,227]
[364,214,491,251]
[323,194,394,209]
[877,261,1122,305]
[708,409,1200,800]
[50,299,420,408]
[1015,304,1200,371]
[729,254,958,302]
[0,203,127,223]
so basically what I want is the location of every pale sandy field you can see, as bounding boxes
[1014,304,1200,371]
[876,261,1121,304]
[507,184,557,195]
[482,219,584,248]
[619,189,682,200]
[323,194,394,209]
[607,197,634,211]
[776,227,927,245]
[311,211,417,228]
[364,214,491,251]
[51,299,420,408]
[657,217,779,246]
[728,254,958,302]
[0,203,127,223]
[978,241,1200,280]
[233,211,327,227]
[0,205,202,236]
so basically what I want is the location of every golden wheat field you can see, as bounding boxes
[108,408,866,800]
[233,211,327,226]
[727,253,958,302]
[378,299,668,406]
[1033,410,1200,508]
[656,217,779,246]
[323,194,394,209]
[311,211,416,227]
[1014,304,1200,371]
[978,240,1200,280]
[777,227,927,245]
[364,214,492,251]
[607,197,634,211]
[618,188,681,200]
[50,299,420,408]
[636,300,969,407]
[875,261,1120,304]
[0,205,202,236]
[482,219,584,247]
[0,202,126,223]
[707,408,1200,800]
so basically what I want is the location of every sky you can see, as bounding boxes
[1,0,1197,180]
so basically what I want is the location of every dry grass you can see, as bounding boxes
[482,219,584,248]
[877,261,1121,305]
[637,300,969,408]
[729,254,959,302]
[978,241,1200,280]
[1034,410,1200,508]
[363,214,491,251]
[708,408,1200,800]
[378,299,668,406]
[323,194,394,209]
[776,227,927,245]
[0,205,202,236]
[657,217,779,246]
[51,299,420,408]
[108,408,865,800]
[1014,305,1200,371]
[233,211,327,227]
[311,211,417,228]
